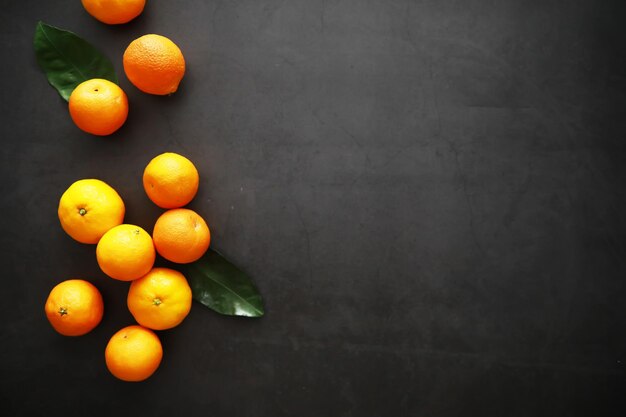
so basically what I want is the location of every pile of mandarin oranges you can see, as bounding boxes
[44,1,208,382]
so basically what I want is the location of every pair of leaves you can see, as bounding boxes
[34,21,264,317]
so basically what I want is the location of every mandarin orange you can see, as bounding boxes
[105,325,163,382]
[127,268,192,330]
[152,208,210,264]
[58,179,125,244]
[68,79,128,136]
[96,224,155,281]
[45,279,104,336]
[123,34,185,95]
[143,152,199,209]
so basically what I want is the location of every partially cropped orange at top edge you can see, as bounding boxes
[81,0,146,25]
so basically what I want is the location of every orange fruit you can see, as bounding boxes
[143,152,199,208]
[96,224,155,281]
[123,34,185,95]
[81,0,146,25]
[105,325,163,382]
[152,208,210,263]
[45,279,104,336]
[68,79,129,136]
[58,179,125,244]
[127,268,192,330]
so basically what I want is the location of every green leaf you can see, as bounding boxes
[33,21,118,101]
[185,249,265,317]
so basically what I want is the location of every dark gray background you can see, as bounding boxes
[1,0,625,416]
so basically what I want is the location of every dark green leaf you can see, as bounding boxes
[33,21,118,101]
[185,249,265,317]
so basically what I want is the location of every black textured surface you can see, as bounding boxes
[1,1,625,416]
